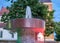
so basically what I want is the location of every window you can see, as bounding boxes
[0,31,3,38]
[11,33,14,38]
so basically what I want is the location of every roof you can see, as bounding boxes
[0,11,2,16]
[0,7,9,16]
[39,0,51,2]
[0,23,6,28]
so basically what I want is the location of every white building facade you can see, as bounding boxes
[0,7,17,41]
[0,28,17,40]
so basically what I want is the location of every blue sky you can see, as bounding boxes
[51,0,60,22]
[0,0,60,22]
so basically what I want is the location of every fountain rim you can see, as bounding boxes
[12,18,45,21]
[11,18,45,29]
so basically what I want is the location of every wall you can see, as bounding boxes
[0,28,17,40]
[0,40,16,43]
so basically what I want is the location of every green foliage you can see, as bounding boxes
[45,21,54,36]
[1,13,9,23]
[55,22,60,35]
[55,35,60,41]
[54,22,60,41]
[1,0,49,23]
[45,10,54,36]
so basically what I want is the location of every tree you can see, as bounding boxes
[1,0,54,38]
[45,10,55,36]
[54,22,60,41]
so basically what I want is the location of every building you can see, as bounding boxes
[42,0,54,41]
[41,0,55,43]
[0,7,17,43]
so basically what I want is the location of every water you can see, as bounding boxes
[25,6,32,18]
[22,36,35,43]
[25,6,32,27]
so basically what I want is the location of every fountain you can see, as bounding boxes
[11,6,45,43]
[25,6,32,18]
[25,6,32,27]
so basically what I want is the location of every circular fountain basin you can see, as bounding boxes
[11,18,45,29]
[11,18,45,42]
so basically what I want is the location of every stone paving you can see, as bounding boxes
[0,40,57,43]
